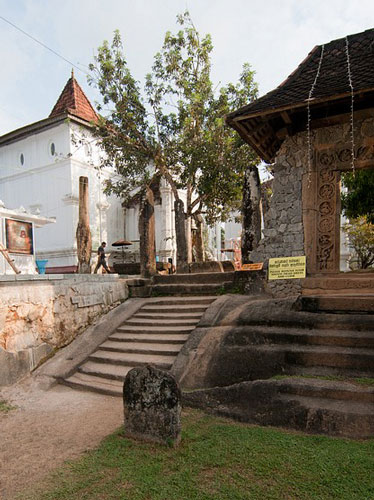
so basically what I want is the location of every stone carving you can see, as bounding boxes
[316,151,338,271]
[318,217,334,233]
[319,152,334,166]
[123,365,181,446]
[319,184,334,199]
[320,168,335,182]
[319,201,333,216]
[318,245,334,270]
[337,148,351,163]
[319,234,332,247]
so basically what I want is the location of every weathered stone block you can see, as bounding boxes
[189,261,223,273]
[123,365,181,446]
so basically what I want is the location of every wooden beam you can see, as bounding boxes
[281,111,292,125]
[0,244,21,274]
[234,121,273,163]
[231,87,374,122]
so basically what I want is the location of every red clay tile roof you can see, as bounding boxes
[228,28,374,121]
[49,71,98,123]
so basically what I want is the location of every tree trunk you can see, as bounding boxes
[194,214,204,262]
[186,184,193,263]
[76,176,92,273]
[241,165,261,264]
[174,198,189,273]
[139,186,156,278]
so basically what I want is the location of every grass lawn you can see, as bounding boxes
[20,409,374,500]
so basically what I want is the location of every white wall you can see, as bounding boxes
[0,121,125,268]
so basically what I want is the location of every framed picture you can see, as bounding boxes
[5,219,34,255]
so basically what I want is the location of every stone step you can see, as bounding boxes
[116,325,194,334]
[100,340,182,356]
[300,295,374,313]
[124,318,198,327]
[289,365,374,380]
[229,325,374,348]
[140,304,209,313]
[241,308,374,332]
[260,344,374,371]
[276,393,374,438]
[152,281,232,296]
[62,372,123,397]
[302,275,374,293]
[152,283,232,295]
[302,288,374,296]
[153,272,235,285]
[109,332,189,344]
[182,380,374,438]
[133,312,203,320]
[78,361,132,381]
[276,377,374,404]
[148,296,217,305]
[88,349,175,370]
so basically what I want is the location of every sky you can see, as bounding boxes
[0,0,373,136]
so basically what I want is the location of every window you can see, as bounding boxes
[50,142,56,156]
[20,153,24,166]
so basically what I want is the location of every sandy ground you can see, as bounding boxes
[0,377,123,499]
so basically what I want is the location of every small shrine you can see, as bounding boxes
[227,28,374,307]
[0,202,55,274]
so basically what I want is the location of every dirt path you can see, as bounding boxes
[0,377,123,499]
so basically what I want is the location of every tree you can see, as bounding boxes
[89,13,260,272]
[343,217,374,269]
[88,31,169,276]
[148,12,260,260]
[341,169,374,223]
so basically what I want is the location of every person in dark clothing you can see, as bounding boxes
[94,242,111,273]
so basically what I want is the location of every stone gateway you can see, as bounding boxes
[123,365,182,446]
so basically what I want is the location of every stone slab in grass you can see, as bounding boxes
[123,364,181,446]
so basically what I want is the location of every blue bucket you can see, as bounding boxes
[36,259,48,274]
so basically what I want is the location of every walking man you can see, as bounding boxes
[94,242,111,274]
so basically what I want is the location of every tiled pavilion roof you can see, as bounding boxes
[227,28,374,162]
[49,70,98,123]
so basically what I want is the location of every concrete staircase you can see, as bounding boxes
[62,296,216,396]
[152,271,235,295]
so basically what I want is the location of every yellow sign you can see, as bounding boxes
[241,263,264,271]
[268,256,306,280]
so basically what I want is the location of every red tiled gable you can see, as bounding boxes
[49,71,98,123]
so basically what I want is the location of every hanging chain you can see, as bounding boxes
[307,44,325,186]
[345,35,355,173]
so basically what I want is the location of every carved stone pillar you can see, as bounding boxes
[159,182,174,262]
[76,176,92,274]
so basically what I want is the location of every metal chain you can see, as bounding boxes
[307,44,325,186]
[345,35,355,173]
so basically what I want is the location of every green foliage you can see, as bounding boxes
[341,169,374,223]
[21,409,374,500]
[88,31,156,201]
[149,12,260,224]
[0,399,17,413]
[343,216,374,269]
[89,12,260,225]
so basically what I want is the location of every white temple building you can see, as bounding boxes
[0,72,228,273]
